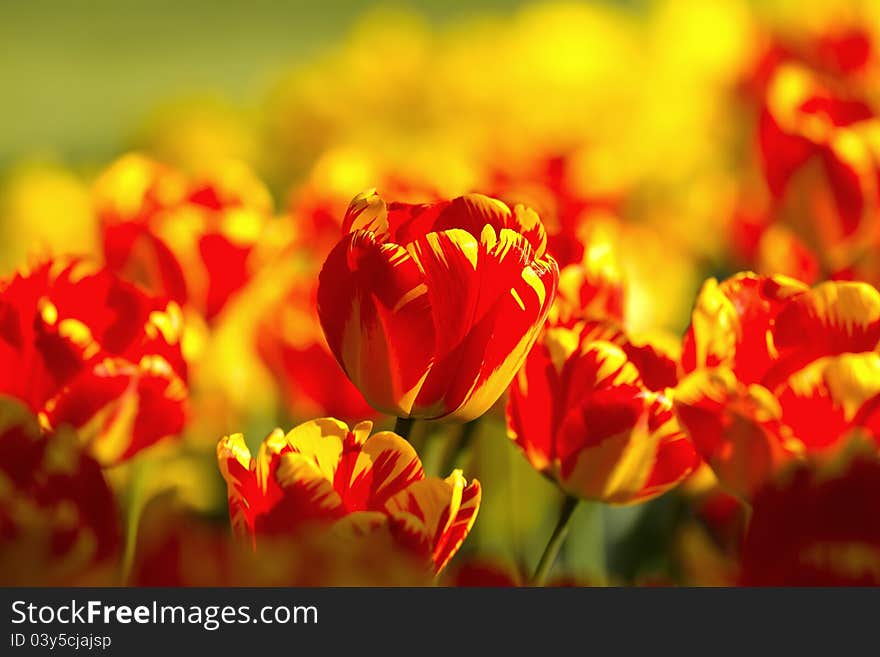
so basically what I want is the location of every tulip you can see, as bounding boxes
[317,190,558,420]
[217,418,481,574]
[94,153,274,322]
[675,272,880,498]
[0,259,188,463]
[256,273,375,423]
[507,324,698,505]
[741,449,880,585]
[759,64,878,245]
[0,399,120,585]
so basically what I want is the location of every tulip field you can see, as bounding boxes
[2,0,880,587]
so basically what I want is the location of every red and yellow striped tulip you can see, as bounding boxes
[217,417,481,574]
[317,190,558,420]
[730,24,880,288]
[0,259,188,463]
[759,64,879,249]
[548,220,626,327]
[507,324,699,504]
[676,272,880,498]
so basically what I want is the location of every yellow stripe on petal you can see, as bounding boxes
[216,433,257,538]
[384,472,481,574]
[275,452,345,514]
[544,326,582,371]
[581,341,643,388]
[689,277,739,370]
[283,418,351,484]
[391,283,428,313]
[343,188,389,237]
[38,298,58,325]
[786,353,880,422]
[480,223,498,251]
[256,428,286,493]
[217,433,253,474]
[512,204,548,259]
[802,282,880,337]
[349,431,425,508]
[434,473,481,573]
[441,469,466,537]
[521,265,548,308]
[409,229,480,271]
[561,394,661,505]
[351,420,373,445]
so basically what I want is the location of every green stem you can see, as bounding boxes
[119,461,147,585]
[532,495,580,586]
[440,419,480,474]
[394,416,415,441]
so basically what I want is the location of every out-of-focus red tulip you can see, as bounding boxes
[741,448,880,585]
[0,399,120,585]
[759,65,879,247]
[129,496,429,586]
[675,272,880,498]
[549,220,626,327]
[741,25,876,101]
[489,152,623,269]
[94,153,274,323]
[317,190,558,420]
[217,418,481,574]
[732,25,880,288]
[286,149,450,264]
[507,324,698,505]
[0,259,187,464]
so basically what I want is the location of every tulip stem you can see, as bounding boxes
[119,460,148,585]
[394,416,416,441]
[440,419,480,474]
[531,495,580,586]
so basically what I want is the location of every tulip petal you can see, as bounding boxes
[681,273,806,384]
[769,281,880,386]
[407,226,557,419]
[264,452,345,531]
[217,433,259,537]
[384,471,482,573]
[318,231,435,416]
[557,387,695,504]
[0,260,188,463]
[507,337,561,472]
[777,353,880,451]
[45,356,187,464]
[335,430,425,511]
[282,417,353,483]
[385,194,548,259]
[343,189,389,237]
[0,399,120,583]
[508,324,690,504]
[674,368,803,499]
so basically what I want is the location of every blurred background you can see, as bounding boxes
[0,0,533,166]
